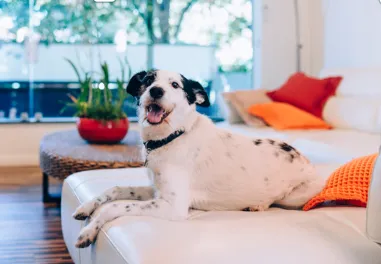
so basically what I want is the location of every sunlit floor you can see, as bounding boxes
[0,167,73,264]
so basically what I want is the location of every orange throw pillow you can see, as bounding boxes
[303,153,378,211]
[266,72,342,118]
[247,102,332,130]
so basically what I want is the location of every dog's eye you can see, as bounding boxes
[172,82,179,89]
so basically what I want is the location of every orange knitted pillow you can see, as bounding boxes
[303,153,378,211]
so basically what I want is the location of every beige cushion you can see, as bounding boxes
[221,89,271,127]
[62,168,381,264]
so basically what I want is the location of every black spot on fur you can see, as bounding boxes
[242,207,251,212]
[264,177,269,182]
[253,139,262,145]
[240,166,246,171]
[268,139,275,145]
[279,142,295,152]
[126,71,149,97]
[95,226,99,230]
[106,195,111,201]
[130,191,135,197]
[125,205,130,209]
[226,133,232,139]
[274,152,279,157]
[137,195,142,200]
[181,77,210,107]
[74,213,87,220]
[97,198,101,202]
[288,154,295,163]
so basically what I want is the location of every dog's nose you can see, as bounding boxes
[149,87,164,99]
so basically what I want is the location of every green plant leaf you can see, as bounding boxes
[65,58,82,83]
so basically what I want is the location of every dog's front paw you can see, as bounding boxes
[75,225,99,248]
[73,201,98,220]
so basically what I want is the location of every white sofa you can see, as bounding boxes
[61,68,381,263]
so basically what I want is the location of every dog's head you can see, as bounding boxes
[126,69,210,134]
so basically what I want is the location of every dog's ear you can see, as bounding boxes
[187,80,210,107]
[126,71,147,97]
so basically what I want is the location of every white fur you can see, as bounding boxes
[73,70,325,248]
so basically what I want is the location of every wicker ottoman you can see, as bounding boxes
[39,129,144,203]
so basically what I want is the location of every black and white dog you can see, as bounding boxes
[73,70,325,248]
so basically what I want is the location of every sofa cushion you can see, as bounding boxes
[221,89,271,127]
[266,72,342,118]
[62,168,381,264]
[323,97,381,133]
[304,153,377,211]
[247,102,332,130]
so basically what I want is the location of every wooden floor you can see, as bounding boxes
[0,167,74,264]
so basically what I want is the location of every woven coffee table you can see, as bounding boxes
[39,129,144,203]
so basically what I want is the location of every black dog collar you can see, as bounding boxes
[143,130,185,152]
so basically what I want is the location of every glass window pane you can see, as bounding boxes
[1,0,253,122]
[0,0,31,122]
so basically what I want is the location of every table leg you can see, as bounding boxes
[42,172,61,204]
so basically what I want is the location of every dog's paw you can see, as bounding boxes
[245,204,269,212]
[75,226,99,248]
[72,201,98,220]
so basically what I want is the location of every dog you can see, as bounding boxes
[72,69,325,248]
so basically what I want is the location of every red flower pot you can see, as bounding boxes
[77,118,129,144]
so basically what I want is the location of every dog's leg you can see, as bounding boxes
[72,186,155,220]
[75,197,187,248]
[275,178,325,209]
[75,167,190,248]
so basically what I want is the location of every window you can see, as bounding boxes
[0,0,253,123]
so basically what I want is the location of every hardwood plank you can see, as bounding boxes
[0,166,73,264]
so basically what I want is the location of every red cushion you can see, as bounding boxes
[266,72,342,118]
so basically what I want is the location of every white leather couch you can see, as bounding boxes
[61,68,381,263]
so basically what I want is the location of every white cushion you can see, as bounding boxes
[323,97,381,133]
[319,67,381,97]
[62,168,381,264]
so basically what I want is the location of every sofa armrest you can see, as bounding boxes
[366,146,381,244]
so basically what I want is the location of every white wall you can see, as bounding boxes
[254,0,381,90]
[253,0,324,90]
[323,0,381,69]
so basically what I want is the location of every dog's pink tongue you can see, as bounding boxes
[147,109,164,123]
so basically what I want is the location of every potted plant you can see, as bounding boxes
[63,58,131,144]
